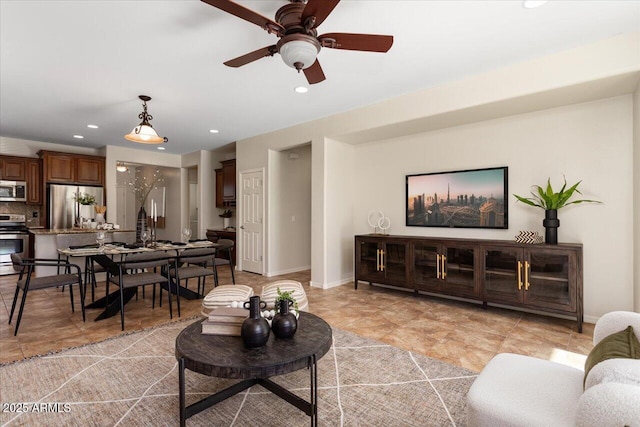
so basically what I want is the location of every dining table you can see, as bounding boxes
[58,240,219,321]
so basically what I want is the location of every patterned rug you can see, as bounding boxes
[0,319,477,426]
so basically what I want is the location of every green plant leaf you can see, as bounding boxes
[513,177,601,210]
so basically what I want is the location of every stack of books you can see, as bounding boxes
[201,307,249,336]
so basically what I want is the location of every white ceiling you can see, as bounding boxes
[1,0,639,155]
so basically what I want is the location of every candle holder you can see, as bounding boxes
[150,218,157,248]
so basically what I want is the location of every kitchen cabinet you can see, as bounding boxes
[0,156,26,181]
[221,159,236,206]
[26,158,42,204]
[215,168,224,208]
[76,157,104,185]
[355,234,583,332]
[0,156,41,204]
[38,150,105,185]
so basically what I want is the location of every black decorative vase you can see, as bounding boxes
[543,209,560,245]
[136,206,147,244]
[272,299,298,339]
[241,296,270,348]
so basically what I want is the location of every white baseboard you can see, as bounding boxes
[265,265,311,278]
[310,277,351,290]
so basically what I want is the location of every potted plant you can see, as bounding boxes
[274,287,298,316]
[219,209,233,229]
[514,176,601,244]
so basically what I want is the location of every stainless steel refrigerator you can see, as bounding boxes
[48,184,104,229]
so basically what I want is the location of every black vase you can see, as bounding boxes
[272,299,297,339]
[241,296,270,348]
[543,209,560,244]
[136,206,147,244]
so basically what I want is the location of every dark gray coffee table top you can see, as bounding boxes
[175,311,332,379]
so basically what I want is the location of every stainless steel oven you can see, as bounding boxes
[0,180,27,202]
[0,214,29,275]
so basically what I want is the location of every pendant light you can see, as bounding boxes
[124,95,168,144]
[116,162,128,172]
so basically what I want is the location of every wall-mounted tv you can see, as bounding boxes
[406,166,508,229]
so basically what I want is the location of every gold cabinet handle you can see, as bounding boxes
[524,261,530,290]
[517,261,522,290]
[380,250,385,272]
[436,254,441,279]
[441,255,447,279]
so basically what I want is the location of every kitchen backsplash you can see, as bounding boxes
[0,202,42,226]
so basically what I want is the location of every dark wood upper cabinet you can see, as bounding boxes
[38,150,105,186]
[0,156,26,181]
[215,168,224,208]
[26,158,42,204]
[221,159,236,205]
[43,152,75,182]
[76,157,104,185]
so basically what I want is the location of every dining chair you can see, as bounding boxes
[56,233,105,302]
[212,239,235,284]
[163,247,218,298]
[9,253,85,336]
[106,251,174,331]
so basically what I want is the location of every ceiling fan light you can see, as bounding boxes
[116,162,128,172]
[279,39,319,70]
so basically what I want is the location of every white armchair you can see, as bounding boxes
[467,311,640,427]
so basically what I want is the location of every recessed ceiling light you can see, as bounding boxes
[73,135,84,139]
[294,86,309,94]
[87,124,99,129]
[523,0,548,8]
[209,129,219,134]
[157,146,166,150]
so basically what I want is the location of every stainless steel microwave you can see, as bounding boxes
[0,180,27,202]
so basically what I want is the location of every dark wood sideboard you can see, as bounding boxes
[355,234,583,332]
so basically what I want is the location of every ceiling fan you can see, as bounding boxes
[201,0,394,84]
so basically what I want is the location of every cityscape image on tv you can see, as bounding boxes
[406,167,507,228]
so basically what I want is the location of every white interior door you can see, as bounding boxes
[240,170,264,274]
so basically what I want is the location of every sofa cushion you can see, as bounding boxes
[467,353,584,427]
[575,382,640,427]
[584,326,640,386]
[584,358,640,390]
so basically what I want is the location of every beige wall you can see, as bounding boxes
[237,32,640,321]
[634,81,640,312]
[352,96,633,319]
[0,136,102,157]
[268,145,312,276]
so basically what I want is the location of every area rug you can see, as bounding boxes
[0,319,477,427]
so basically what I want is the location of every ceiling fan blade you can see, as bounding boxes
[201,0,284,34]
[303,59,326,85]
[223,45,278,68]
[319,33,394,52]
[301,0,340,29]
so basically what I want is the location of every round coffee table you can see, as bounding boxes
[175,311,332,426]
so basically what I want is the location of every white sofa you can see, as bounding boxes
[467,311,640,427]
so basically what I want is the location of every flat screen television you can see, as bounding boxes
[406,166,508,229]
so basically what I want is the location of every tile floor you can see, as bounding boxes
[0,269,593,372]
